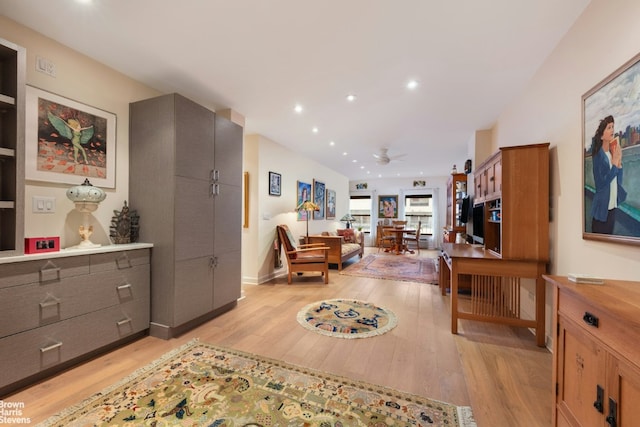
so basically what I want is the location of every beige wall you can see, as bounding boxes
[493,0,640,280]
[242,134,350,284]
[0,16,160,248]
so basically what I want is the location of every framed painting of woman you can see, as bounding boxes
[583,51,640,245]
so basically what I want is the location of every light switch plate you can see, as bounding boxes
[32,196,56,213]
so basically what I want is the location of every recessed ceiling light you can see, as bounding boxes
[360,165,365,169]
[76,0,92,3]
[346,94,356,102]
[378,174,382,178]
[352,159,357,163]
[406,80,418,90]
[329,141,335,146]
[342,152,348,156]
[312,127,319,133]
[294,104,303,114]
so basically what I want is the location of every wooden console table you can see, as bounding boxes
[440,243,547,347]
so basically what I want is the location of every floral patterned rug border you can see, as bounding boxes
[37,340,476,427]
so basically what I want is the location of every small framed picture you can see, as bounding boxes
[269,171,281,196]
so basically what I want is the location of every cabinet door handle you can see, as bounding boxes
[593,384,604,413]
[606,397,617,427]
[583,312,599,328]
[40,342,62,353]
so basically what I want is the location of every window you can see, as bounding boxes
[404,194,433,234]
[349,196,371,232]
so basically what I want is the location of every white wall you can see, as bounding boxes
[242,134,350,284]
[494,0,640,280]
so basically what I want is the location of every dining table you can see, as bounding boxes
[383,226,416,254]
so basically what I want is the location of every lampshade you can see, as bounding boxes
[340,214,356,222]
[296,200,320,212]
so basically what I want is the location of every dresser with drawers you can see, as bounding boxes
[0,243,152,395]
[544,275,640,427]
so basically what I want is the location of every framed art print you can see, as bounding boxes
[326,189,336,219]
[297,181,312,221]
[582,52,640,245]
[313,180,325,220]
[25,86,117,188]
[379,195,398,219]
[269,171,281,196]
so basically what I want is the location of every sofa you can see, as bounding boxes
[307,229,364,271]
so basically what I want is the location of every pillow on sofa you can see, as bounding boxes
[337,228,355,243]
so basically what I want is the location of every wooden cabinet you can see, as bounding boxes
[544,275,640,427]
[474,155,501,203]
[0,38,25,256]
[129,94,242,339]
[444,173,467,243]
[474,143,549,261]
[0,245,151,395]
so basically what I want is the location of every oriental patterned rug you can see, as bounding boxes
[341,253,439,284]
[297,298,397,339]
[38,340,476,427]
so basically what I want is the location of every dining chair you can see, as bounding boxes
[377,223,396,252]
[404,221,422,254]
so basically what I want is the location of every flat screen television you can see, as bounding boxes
[472,204,484,244]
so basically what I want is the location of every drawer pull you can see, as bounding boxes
[40,342,62,353]
[117,283,132,291]
[39,261,61,282]
[117,318,132,326]
[116,254,132,269]
[583,312,599,328]
[39,298,61,309]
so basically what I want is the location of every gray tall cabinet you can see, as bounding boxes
[129,93,242,339]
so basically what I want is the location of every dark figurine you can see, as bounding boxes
[109,201,140,244]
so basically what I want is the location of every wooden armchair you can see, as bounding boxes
[276,225,330,284]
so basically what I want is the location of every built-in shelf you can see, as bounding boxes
[0,147,15,157]
[0,37,25,257]
[0,93,16,106]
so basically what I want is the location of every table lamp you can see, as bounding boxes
[296,200,320,240]
[340,213,356,229]
[66,179,106,249]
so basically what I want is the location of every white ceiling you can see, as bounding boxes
[0,0,591,180]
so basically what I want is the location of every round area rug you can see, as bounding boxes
[297,299,397,339]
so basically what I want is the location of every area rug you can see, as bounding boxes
[341,253,439,284]
[38,340,476,427]
[297,298,397,339]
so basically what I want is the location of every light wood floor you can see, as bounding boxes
[6,249,552,426]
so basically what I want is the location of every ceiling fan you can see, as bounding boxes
[373,148,406,165]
